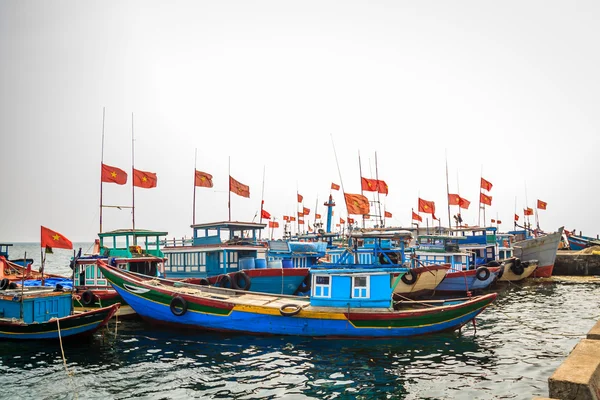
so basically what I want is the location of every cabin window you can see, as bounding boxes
[313,275,331,298]
[117,263,127,270]
[352,276,369,299]
[84,264,96,285]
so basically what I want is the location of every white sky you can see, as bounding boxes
[1,0,599,242]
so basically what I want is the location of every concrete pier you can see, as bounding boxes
[554,251,600,276]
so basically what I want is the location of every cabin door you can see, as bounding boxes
[206,252,220,276]
[33,298,59,323]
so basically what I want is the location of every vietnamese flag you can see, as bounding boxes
[340,218,346,224]
[537,200,547,210]
[418,198,436,216]
[378,180,389,195]
[298,219,305,225]
[412,211,423,222]
[229,176,250,198]
[290,216,296,222]
[41,226,73,250]
[298,211,304,217]
[348,217,355,224]
[331,183,340,191]
[459,197,471,210]
[497,220,502,224]
[344,193,370,215]
[133,168,157,189]
[480,193,492,206]
[303,207,310,216]
[283,215,289,222]
[101,163,127,185]
[297,193,303,203]
[524,207,534,216]
[268,221,279,228]
[491,219,496,223]
[261,209,271,219]
[384,211,392,218]
[481,177,493,191]
[514,214,520,221]
[315,213,321,219]
[361,177,379,192]
[195,170,213,188]
[448,194,461,206]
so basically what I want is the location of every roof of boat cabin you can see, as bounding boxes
[99,229,169,238]
[311,267,407,274]
[350,230,413,239]
[450,226,497,233]
[190,221,267,230]
[418,235,468,240]
[0,244,13,247]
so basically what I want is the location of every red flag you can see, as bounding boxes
[283,215,289,222]
[344,193,370,215]
[298,211,304,217]
[315,213,322,219]
[101,163,127,185]
[308,225,313,232]
[348,217,355,224]
[340,218,346,224]
[336,224,341,227]
[261,209,271,219]
[491,219,496,223]
[195,170,213,188]
[298,219,305,225]
[377,180,389,195]
[448,194,461,206]
[459,197,471,210]
[497,220,502,224]
[229,176,250,198]
[537,200,547,210]
[297,193,303,203]
[524,207,534,216]
[268,221,279,228]
[361,177,379,192]
[480,192,492,206]
[331,183,340,191]
[412,211,423,222]
[303,207,310,215]
[384,211,392,218]
[133,168,157,189]
[481,177,493,191]
[41,226,73,250]
[514,214,520,221]
[290,216,296,222]
[418,198,436,216]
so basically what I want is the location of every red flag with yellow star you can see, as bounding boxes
[344,193,370,215]
[41,226,72,250]
[194,170,213,188]
[101,163,127,185]
[229,176,250,198]
[133,168,157,188]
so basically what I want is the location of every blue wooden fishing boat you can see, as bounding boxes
[566,233,600,251]
[98,261,497,338]
[161,221,309,295]
[0,286,119,340]
[413,235,500,293]
[453,227,498,265]
[0,244,34,268]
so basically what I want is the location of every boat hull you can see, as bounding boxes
[435,267,500,293]
[497,259,538,281]
[100,264,497,338]
[512,227,563,278]
[0,303,119,340]
[206,268,309,295]
[392,264,450,297]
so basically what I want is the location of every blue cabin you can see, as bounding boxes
[162,221,268,279]
[0,288,71,324]
[452,227,498,265]
[310,267,396,308]
[267,240,326,268]
[413,235,473,272]
[496,233,515,260]
[325,230,411,267]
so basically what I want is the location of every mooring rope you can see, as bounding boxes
[56,318,78,398]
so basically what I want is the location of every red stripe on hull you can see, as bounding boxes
[531,264,553,278]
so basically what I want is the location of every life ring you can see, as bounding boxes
[198,278,210,286]
[232,271,251,291]
[279,303,302,317]
[216,274,232,289]
[510,258,525,275]
[476,267,491,281]
[0,278,9,290]
[81,290,97,306]
[170,296,188,316]
[401,269,418,285]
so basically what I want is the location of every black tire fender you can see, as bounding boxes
[232,271,251,291]
[401,269,418,285]
[279,303,302,317]
[476,267,491,281]
[217,274,232,289]
[170,296,188,316]
[0,278,9,290]
[511,258,525,275]
[81,290,96,306]
[198,278,210,286]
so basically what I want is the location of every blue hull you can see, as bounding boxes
[111,283,487,338]
[436,270,499,292]
[246,275,306,295]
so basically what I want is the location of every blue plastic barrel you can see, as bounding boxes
[282,259,293,269]
[239,257,255,270]
[255,259,267,269]
[268,259,282,268]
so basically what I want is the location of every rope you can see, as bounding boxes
[56,318,78,398]
[114,309,118,336]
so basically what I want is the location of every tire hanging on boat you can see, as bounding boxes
[232,271,251,291]
[81,290,96,306]
[510,258,525,275]
[217,274,233,289]
[401,269,418,285]
[476,267,491,281]
[279,303,302,317]
[0,278,9,290]
[198,278,210,286]
[170,296,188,316]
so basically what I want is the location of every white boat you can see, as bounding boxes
[512,227,564,278]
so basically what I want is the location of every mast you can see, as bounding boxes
[228,156,231,221]
[478,165,482,226]
[445,150,451,233]
[374,152,383,227]
[193,148,197,225]
[99,107,105,233]
[131,112,136,243]
[314,196,319,228]
[259,165,266,239]
[358,150,365,228]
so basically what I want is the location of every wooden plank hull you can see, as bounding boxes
[512,227,563,278]
[99,263,496,338]
[0,304,119,340]
[392,265,450,297]
[435,267,500,293]
[497,259,538,281]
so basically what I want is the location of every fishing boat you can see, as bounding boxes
[98,261,497,338]
[496,257,538,281]
[454,227,499,266]
[0,244,34,268]
[161,221,309,295]
[413,235,500,293]
[566,232,600,251]
[0,286,119,340]
[0,256,65,283]
[510,227,563,278]
[71,229,168,309]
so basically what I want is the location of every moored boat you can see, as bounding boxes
[511,227,563,278]
[566,233,600,251]
[98,262,497,338]
[497,257,538,281]
[0,244,34,268]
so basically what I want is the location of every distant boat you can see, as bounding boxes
[0,243,34,268]
[98,261,497,338]
[0,286,118,340]
[566,233,600,251]
[0,256,64,283]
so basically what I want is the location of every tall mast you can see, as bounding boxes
[259,165,266,239]
[478,165,482,226]
[193,148,197,225]
[375,152,383,227]
[228,156,231,221]
[358,150,365,228]
[99,107,105,233]
[131,112,136,243]
[445,150,451,232]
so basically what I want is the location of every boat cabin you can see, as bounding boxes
[267,240,326,268]
[0,288,71,324]
[310,267,397,308]
[496,233,515,260]
[451,227,498,265]
[413,235,473,272]
[161,221,267,279]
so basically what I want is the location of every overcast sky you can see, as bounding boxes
[1,0,599,242]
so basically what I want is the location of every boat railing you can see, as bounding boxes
[161,238,195,247]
